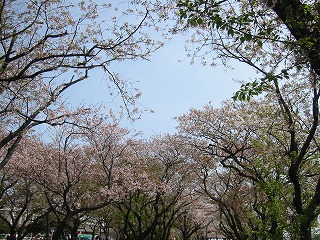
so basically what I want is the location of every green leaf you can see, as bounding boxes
[196,18,203,25]
[227,28,234,36]
[244,33,252,41]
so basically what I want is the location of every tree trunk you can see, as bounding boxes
[299,221,312,240]
[53,217,68,240]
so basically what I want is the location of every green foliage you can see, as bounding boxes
[232,80,268,101]
[178,0,268,40]
[232,68,293,101]
[246,180,288,239]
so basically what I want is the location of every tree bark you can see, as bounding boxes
[272,0,320,75]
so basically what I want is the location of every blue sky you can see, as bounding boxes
[65,33,256,138]
[56,1,258,138]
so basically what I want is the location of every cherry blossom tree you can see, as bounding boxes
[109,135,211,240]
[175,1,320,239]
[0,136,53,240]
[0,0,171,170]
[36,127,131,240]
[3,121,115,240]
[41,113,151,240]
[110,138,179,240]
[176,81,320,239]
[196,157,282,240]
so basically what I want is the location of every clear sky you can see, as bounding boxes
[65,33,256,138]
[54,1,259,139]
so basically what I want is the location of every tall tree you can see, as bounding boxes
[1,136,53,240]
[177,87,320,239]
[176,1,320,239]
[0,0,168,169]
